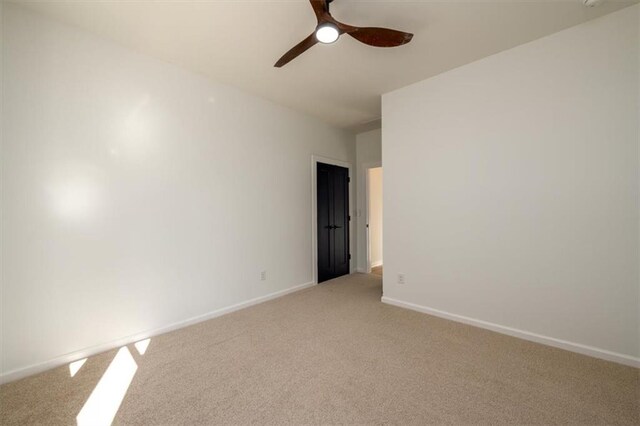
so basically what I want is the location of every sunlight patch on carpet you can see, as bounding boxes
[134,338,150,356]
[69,358,87,377]
[76,347,137,426]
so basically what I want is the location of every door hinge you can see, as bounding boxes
[349,254,351,260]
[348,215,351,221]
[348,177,351,183]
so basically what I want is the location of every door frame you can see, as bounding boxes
[311,155,353,284]
[363,161,382,273]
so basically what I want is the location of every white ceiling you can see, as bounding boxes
[12,0,637,129]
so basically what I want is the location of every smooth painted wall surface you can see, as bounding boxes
[383,6,640,358]
[368,168,383,267]
[355,129,381,272]
[1,5,355,376]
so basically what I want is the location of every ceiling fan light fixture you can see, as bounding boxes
[316,23,339,44]
[274,0,413,67]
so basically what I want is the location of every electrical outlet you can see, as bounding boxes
[260,271,267,281]
[398,273,405,285]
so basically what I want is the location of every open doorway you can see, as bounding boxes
[367,167,383,275]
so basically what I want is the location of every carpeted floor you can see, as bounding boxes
[1,273,639,425]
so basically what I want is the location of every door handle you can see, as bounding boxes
[333,225,342,229]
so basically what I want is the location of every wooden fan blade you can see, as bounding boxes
[309,0,328,22]
[274,33,318,68]
[346,27,413,47]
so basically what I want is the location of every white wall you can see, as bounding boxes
[355,129,381,272]
[1,4,355,380]
[368,168,383,267]
[382,5,640,364]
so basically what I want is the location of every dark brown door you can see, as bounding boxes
[317,162,350,283]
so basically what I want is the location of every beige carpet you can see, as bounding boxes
[1,273,638,425]
[372,265,383,276]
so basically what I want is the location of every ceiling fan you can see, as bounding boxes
[274,0,413,68]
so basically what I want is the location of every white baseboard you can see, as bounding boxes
[381,296,640,368]
[0,281,315,384]
[371,261,383,268]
